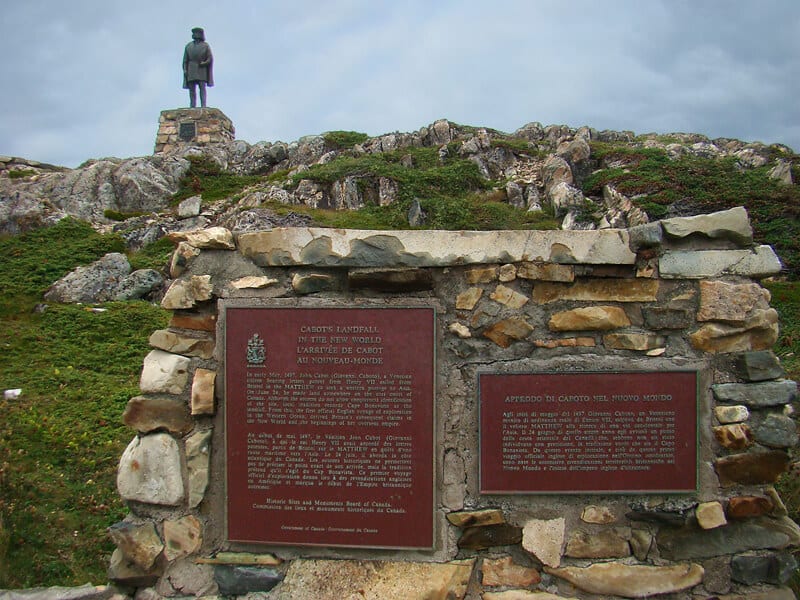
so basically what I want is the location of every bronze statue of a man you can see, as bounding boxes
[183,27,214,108]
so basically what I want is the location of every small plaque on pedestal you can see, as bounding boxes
[178,122,196,141]
[225,305,435,549]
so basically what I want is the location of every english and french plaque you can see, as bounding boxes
[225,306,435,549]
[480,371,697,494]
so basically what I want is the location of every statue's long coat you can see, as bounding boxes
[183,41,214,87]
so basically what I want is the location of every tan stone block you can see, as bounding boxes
[565,530,631,558]
[161,275,214,310]
[123,395,192,434]
[168,227,235,250]
[482,556,541,588]
[456,287,483,310]
[522,518,565,568]
[517,262,574,282]
[483,317,534,347]
[191,368,216,415]
[448,322,471,338]
[603,332,665,351]
[107,521,164,571]
[163,515,202,561]
[465,266,498,284]
[458,524,522,550]
[765,487,789,517]
[498,264,517,282]
[117,434,185,505]
[276,558,475,600]
[186,429,212,508]
[689,309,779,353]
[149,329,215,359]
[715,450,790,486]
[194,552,282,566]
[230,276,279,289]
[630,529,654,561]
[549,306,630,331]
[713,424,754,450]
[714,405,750,424]
[581,505,617,524]
[696,501,727,529]
[483,592,577,600]
[727,495,775,519]
[442,450,465,510]
[140,350,190,395]
[545,562,704,597]
[533,279,658,303]
[169,311,218,333]
[697,280,770,323]
[533,337,596,348]
[447,509,505,528]
[490,284,529,309]
[170,242,201,278]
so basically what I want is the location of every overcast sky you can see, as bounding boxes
[1,1,798,168]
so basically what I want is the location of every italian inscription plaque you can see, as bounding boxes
[480,371,697,493]
[225,306,435,548]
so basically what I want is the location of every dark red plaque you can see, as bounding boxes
[225,306,434,548]
[480,371,697,493]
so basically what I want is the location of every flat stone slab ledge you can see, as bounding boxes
[659,246,782,279]
[237,227,637,267]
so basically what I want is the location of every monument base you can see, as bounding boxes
[154,108,234,155]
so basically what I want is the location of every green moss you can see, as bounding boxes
[128,237,175,272]
[770,281,800,537]
[172,155,261,204]
[490,138,546,157]
[103,209,148,222]
[323,130,369,150]
[0,218,126,314]
[0,215,170,587]
[0,302,168,587]
[765,281,800,381]
[7,169,36,179]
[291,147,490,204]
[583,143,800,277]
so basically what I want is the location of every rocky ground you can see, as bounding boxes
[2,118,794,235]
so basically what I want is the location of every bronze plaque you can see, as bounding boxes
[225,306,435,548]
[178,122,196,141]
[480,371,697,493]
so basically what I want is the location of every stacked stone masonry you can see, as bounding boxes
[154,108,235,155]
[112,207,799,599]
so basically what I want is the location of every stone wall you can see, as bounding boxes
[110,207,799,599]
[154,108,235,155]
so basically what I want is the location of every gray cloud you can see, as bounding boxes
[1,0,797,167]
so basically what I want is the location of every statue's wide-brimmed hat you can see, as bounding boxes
[191,27,205,35]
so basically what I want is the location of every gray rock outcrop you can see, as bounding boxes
[43,253,163,303]
[44,253,131,303]
[1,117,794,247]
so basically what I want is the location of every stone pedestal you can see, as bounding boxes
[154,108,235,155]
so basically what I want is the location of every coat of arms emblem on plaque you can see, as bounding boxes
[246,333,266,365]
